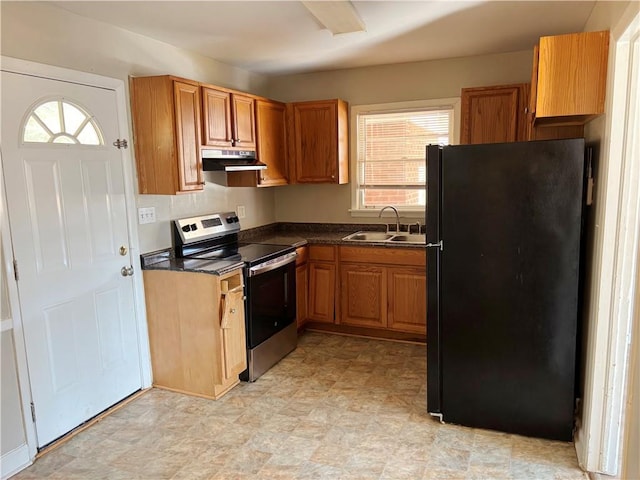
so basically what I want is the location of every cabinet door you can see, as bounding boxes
[220,288,247,380]
[536,31,608,120]
[388,267,426,335]
[340,264,387,328]
[173,81,204,192]
[232,93,256,149]
[202,87,233,147]
[256,100,288,186]
[296,263,308,328]
[293,101,338,183]
[527,46,585,140]
[308,261,335,323]
[460,84,528,144]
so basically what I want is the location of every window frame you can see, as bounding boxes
[349,98,461,216]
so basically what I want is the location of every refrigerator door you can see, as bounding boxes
[431,139,586,441]
[426,144,443,415]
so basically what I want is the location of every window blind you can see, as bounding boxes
[356,108,453,209]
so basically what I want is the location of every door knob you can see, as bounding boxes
[121,266,134,277]
[119,245,128,256]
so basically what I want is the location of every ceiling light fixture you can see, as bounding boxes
[301,1,366,35]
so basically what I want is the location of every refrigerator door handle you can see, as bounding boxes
[426,240,444,251]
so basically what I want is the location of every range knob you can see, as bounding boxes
[190,223,197,231]
[182,225,191,232]
[233,216,239,223]
[226,217,234,224]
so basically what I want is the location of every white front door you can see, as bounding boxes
[1,70,142,447]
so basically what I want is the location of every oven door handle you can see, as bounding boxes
[248,252,297,277]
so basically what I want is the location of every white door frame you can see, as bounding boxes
[575,5,640,476]
[0,56,152,459]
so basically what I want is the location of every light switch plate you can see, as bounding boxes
[237,205,246,219]
[138,207,156,224]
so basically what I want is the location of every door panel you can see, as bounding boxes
[1,71,142,447]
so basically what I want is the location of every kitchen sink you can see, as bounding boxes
[342,231,425,244]
[388,234,426,244]
[342,231,395,242]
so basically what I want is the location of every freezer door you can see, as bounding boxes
[438,139,585,441]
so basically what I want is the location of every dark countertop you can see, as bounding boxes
[143,257,245,275]
[240,222,426,249]
[140,249,244,275]
[141,222,425,272]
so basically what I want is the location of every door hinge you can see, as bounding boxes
[586,152,595,206]
[112,139,129,149]
[30,402,36,422]
[13,259,19,281]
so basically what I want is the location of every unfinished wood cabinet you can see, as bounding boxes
[288,99,349,184]
[130,75,203,194]
[308,245,336,323]
[532,30,609,125]
[460,84,529,144]
[228,99,289,188]
[143,268,246,399]
[296,246,309,329]
[201,85,256,149]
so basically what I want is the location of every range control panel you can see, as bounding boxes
[174,211,241,244]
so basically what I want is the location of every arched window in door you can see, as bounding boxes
[22,99,104,145]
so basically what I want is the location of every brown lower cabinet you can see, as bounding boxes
[295,246,309,329]
[340,264,387,328]
[387,266,427,334]
[143,268,246,399]
[307,245,337,323]
[305,244,426,340]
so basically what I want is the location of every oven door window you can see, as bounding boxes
[246,262,296,348]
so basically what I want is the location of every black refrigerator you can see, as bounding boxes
[426,139,587,441]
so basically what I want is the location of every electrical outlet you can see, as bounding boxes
[138,207,156,224]
[237,205,246,219]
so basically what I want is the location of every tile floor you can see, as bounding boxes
[13,332,588,479]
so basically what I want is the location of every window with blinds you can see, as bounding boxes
[354,106,454,210]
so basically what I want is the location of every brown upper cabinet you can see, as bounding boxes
[531,30,609,125]
[227,99,289,188]
[130,75,203,194]
[201,86,256,149]
[288,99,349,184]
[460,84,530,144]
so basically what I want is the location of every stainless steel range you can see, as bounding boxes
[173,211,297,382]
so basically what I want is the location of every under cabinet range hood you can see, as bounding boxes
[202,149,267,172]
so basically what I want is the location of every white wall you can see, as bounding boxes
[0,1,277,253]
[267,50,533,224]
[575,0,638,475]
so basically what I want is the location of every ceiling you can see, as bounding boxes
[51,1,597,76]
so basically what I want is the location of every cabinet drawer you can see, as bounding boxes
[309,245,336,262]
[296,246,309,265]
[339,246,426,267]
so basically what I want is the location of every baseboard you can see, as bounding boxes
[1,443,32,480]
[305,321,426,344]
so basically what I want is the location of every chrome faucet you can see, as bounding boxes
[379,205,400,233]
